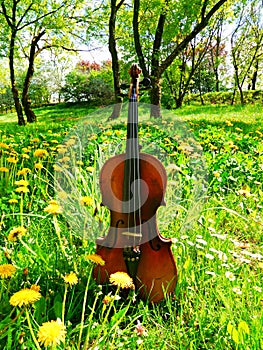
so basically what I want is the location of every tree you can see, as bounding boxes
[0,0,85,125]
[163,29,216,108]
[132,0,228,117]
[230,0,263,104]
[108,0,125,119]
[60,60,114,104]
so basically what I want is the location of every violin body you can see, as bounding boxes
[93,152,177,302]
[93,64,177,303]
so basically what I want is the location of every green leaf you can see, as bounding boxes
[238,320,250,335]
[227,322,239,344]
[53,293,63,319]
[109,306,129,328]
[183,256,192,270]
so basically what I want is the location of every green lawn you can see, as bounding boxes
[0,103,262,349]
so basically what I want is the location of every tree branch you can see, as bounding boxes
[1,1,13,28]
[160,0,227,74]
[18,4,64,31]
[133,0,148,77]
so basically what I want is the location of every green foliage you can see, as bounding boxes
[60,61,114,104]
[184,90,263,106]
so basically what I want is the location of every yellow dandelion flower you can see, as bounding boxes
[57,191,68,200]
[86,166,95,173]
[237,186,251,197]
[225,120,233,127]
[86,254,105,266]
[213,171,220,178]
[17,168,31,176]
[109,271,135,289]
[8,198,18,204]
[57,146,67,154]
[22,147,31,153]
[0,264,16,278]
[8,226,27,241]
[21,153,30,159]
[37,320,66,347]
[60,156,70,163]
[15,186,29,193]
[0,142,9,149]
[31,138,40,143]
[80,196,94,206]
[7,157,18,164]
[62,272,78,286]
[9,288,41,307]
[65,139,76,146]
[0,167,9,172]
[53,164,63,172]
[30,284,41,292]
[15,179,29,187]
[34,162,43,170]
[33,149,48,158]
[44,200,62,215]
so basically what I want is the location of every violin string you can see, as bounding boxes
[136,78,142,246]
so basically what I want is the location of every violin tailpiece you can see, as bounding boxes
[123,246,141,279]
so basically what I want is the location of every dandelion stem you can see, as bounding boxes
[95,286,120,345]
[20,193,24,227]
[78,269,92,349]
[62,284,68,325]
[53,215,67,258]
[25,308,41,350]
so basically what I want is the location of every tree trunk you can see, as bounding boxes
[108,0,125,120]
[10,32,25,125]
[251,59,258,90]
[22,31,45,123]
[150,75,162,118]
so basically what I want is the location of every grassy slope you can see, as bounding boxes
[0,103,262,349]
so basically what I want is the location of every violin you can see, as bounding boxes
[93,63,177,302]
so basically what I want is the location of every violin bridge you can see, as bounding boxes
[121,231,142,238]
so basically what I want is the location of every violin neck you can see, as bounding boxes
[126,83,139,160]
[122,82,140,205]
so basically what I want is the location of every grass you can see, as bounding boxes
[0,102,262,349]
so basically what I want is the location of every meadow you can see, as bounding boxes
[0,102,262,349]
